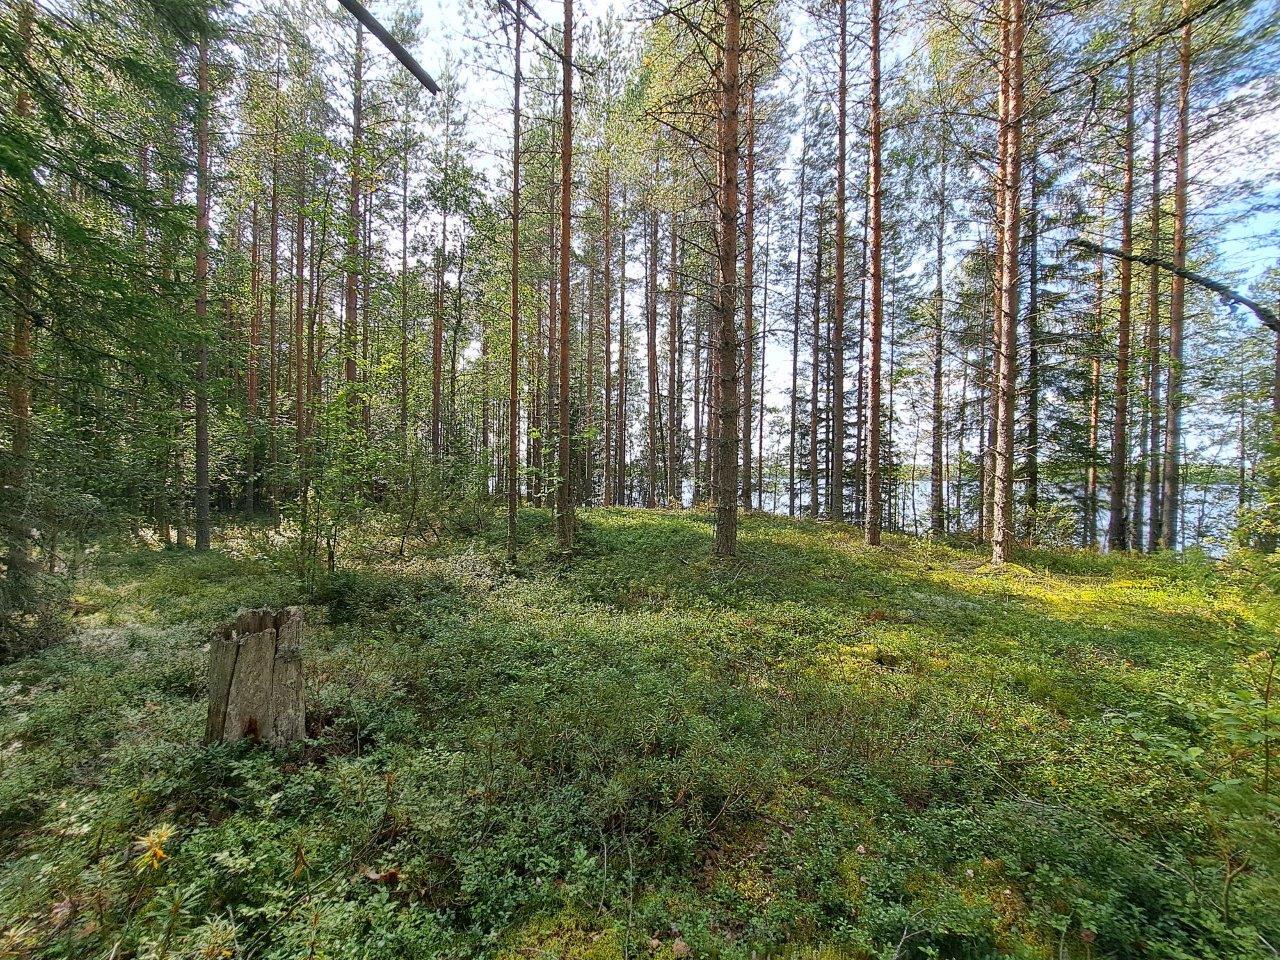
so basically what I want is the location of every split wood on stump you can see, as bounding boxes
[206,607,305,746]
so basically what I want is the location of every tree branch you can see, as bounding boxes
[1068,237,1278,334]
[334,0,440,94]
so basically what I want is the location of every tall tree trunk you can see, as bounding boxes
[693,287,704,504]
[667,214,681,504]
[832,0,848,521]
[1270,330,1280,550]
[531,286,543,506]
[346,22,363,425]
[311,194,327,422]
[399,151,410,458]
[585,265,596,504]
[1160,4,1191,550]
[1025,153,1041,540]
[741,87,756,509]
[364,202,374,435]
[758,215,770,511]
[865,0,885,545]
[248,202,261,511]
[603,164,614,506]
[507,15,522,559]
[789,140,807,517]
[6,0,35,582]
[957,336,969,525]
[548,189,559,503]
[983,133,1005,540]
[854,171,869,524]
[295,157,307,479]
[557,0,575,550]
[930,152,947,537]
[825,314,833,512]
[1086,246,1103,548]
[646,207,659,508]
[990,0,1024,565]
[1145,53,1165,551]
[268,59,281,506]
[194,31,212,551]
[452,237,465,445]
[1108,56,1137,550]
[810,203,823,518]
[675,264,686,501]
[433,216,446,459]
[483,268,493,475]
[706,254,718,504]
[976,313,988,535]
[137,142,158,542]
[617,198,628,505]
[713,0,742,557]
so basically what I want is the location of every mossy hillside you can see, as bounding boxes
[1,509,1275,959]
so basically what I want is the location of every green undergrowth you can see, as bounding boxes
[2,509,1277,959]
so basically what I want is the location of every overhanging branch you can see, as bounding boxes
[334,0,440,95]
[1068,237,1278,334]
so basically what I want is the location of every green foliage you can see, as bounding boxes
[0,572,69,662]
[1,511,1278,958]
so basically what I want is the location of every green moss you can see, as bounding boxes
[496,910,623,960]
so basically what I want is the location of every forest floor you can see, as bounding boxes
[2,509,1278,959]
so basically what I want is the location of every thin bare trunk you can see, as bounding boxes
[647,208,659,508]
[855,172,869,523]
[248,202,261,511]
[399,152,410,457]
[832,0,848,521]
[810,203,823,519]
[667,215,680,504]
[866,0,885,545]
[556,0,574,549]
[617,198,628,505]
[741,88,756,509]
[433,216,446,459]
[296,158,307,472]
[930,153,947,537]
[6,0,35,579]
[194,31,211,551]
[1146,54,1165,551]
[693,292,704,504]
[990,0,1024,565]
[507,16,522,559]
[713,0,742,557]
[603,167,614,506]
[789,139,807,517]
[1160,2,1191,550]
[345,23,363,425]
[758,215,770,511]
[1025,153,1040,540]
[1108,57,1136,550]
[268,59,281,504]
[1087,247,1104,547]
[585,265,596,504]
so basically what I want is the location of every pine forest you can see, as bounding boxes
[2,0,1280,955]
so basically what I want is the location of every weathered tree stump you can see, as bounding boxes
[205,607,305,746]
